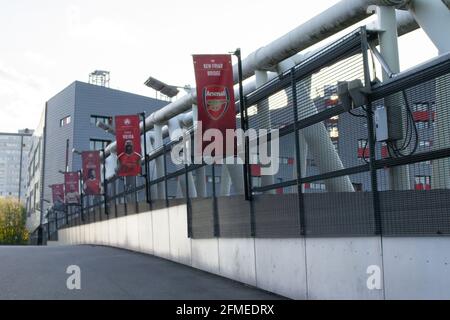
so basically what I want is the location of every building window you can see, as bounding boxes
[307,159,316,167]
[279,157,295,165]
[327,123,339,138]
[252,176,261,188]
[90,115,112,126]
[60,116,71,127]
[357,139,369,158]
[415,175,431,190]
[305,182,326,191]
[412,102,435,122]
[419,140,432,148]
[206,176,221,184]
[381,142,389,158]
[90,139,111,151]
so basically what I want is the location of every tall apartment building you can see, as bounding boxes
[0,129,33,202]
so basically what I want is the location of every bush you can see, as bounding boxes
[0,198,29,245]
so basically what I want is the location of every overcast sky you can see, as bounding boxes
[0,0,438,133]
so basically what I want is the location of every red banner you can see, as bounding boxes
[50,184,65,204]
[64,172,80,205]
[193,54,236,157]
[115,115,142,176]
[82,151,101,195]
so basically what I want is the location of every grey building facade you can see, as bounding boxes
[26,81,168,234]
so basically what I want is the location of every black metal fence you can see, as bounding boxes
[50,27,450,240]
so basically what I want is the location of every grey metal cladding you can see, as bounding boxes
[43,81,169,210]
[72,81,168,171]
[43,82,76,209]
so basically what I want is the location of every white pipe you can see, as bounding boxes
[299,76,355,192]
[191,104,207,197]
[104,2,415,159]
[407,0,450,54]
[104,10,419,195]
[236,0,407,79]
[407,0,450,189]
[255,70,275,192]
[153,124,165,199]
[219,165,232,196]
[377,6,411,190]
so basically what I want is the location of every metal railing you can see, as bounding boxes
[53,27,450,240]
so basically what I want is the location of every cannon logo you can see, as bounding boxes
[203,85,230,121]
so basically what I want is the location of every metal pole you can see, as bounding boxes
[377,5,410,190]
[102,149,108,216]
[212,164,220,237]
[79,170,84,222]
[291,68,306,235]
[163,144,169,207]
[235,48,250,201]
[123,176,128,215]
[141,112,151,205]
[361,27,382,235]
[184,163,192,238]
[46,218,50,243]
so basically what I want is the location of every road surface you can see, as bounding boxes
[0,245,284,300]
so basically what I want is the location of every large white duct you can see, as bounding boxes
[406,0,450,189]
[237,0,407,79]
[103,3,417,159]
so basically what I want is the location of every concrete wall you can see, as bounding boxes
[55,205,450,299]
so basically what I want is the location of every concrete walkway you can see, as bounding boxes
[0,245,284,300]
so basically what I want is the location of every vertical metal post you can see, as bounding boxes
[140,112,151,205]
[184,164,192,238]
[113,178,118,218]
[123,176,128,216]
[163,144,169,207]
[212,164,220,237]
[101,149,109,216]
[79,170,84,222]
[234,48,250,201]
[361,27,382,235]
[47,219,50,243]
[291,68,306,235]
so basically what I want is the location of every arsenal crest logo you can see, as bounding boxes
[203,85,230,121]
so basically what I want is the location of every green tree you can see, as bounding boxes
[0,198,29,245]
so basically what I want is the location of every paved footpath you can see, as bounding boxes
[0,245,284,300]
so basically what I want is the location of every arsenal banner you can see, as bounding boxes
[82,151,101,195]
[193,54,236,157]
[64,172,80,205]
[115,115,142,177]
[50,184,65,204]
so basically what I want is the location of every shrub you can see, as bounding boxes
[0,198,29,245]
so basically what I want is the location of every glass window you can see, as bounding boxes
[358,139,368,149]
[91,115,112,126]
[90,139,111,151]
[60,116,71,127]
[206,176,221,184]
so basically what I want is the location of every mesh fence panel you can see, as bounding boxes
[303,171,375,236]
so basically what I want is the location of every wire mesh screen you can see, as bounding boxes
[57,29,450,241]
[303,171,375,236]
[378,159,450,236]
[253,190,301,238]
[190,196,215,238]
[217,195,251,237]
[296,54,364,121]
